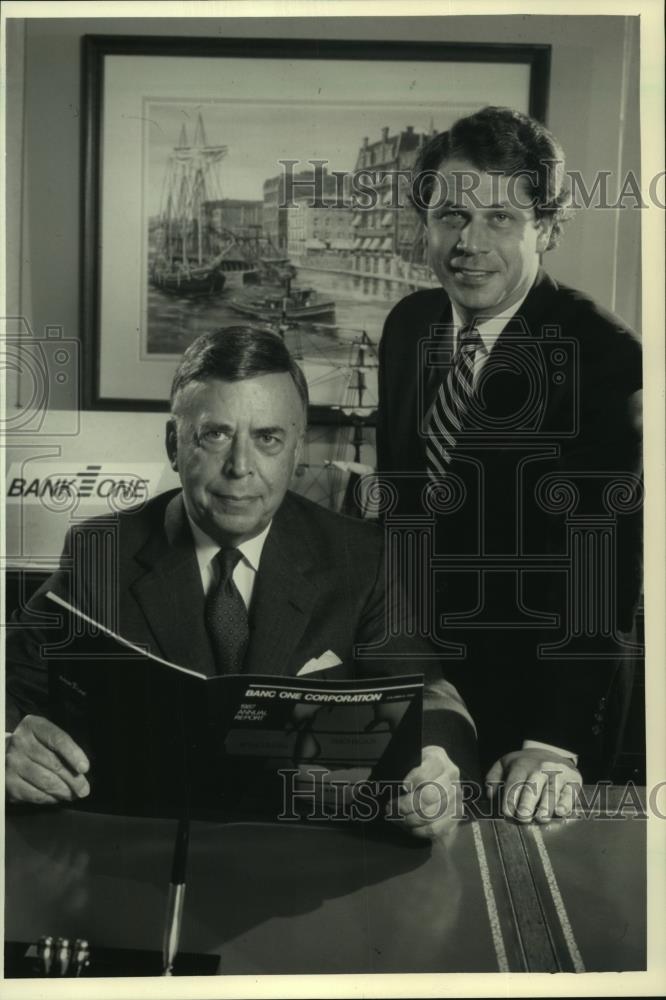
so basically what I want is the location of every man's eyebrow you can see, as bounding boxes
[199,420,233,432]
[252,425,286,436]
[435,199,516,210]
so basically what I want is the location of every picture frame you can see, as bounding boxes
[81,35,551,422]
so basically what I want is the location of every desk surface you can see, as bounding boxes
[4,788,646,977]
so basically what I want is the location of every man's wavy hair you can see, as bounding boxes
[410,106,573,250]
[170,325,309,417]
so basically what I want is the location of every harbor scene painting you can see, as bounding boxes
[142,98,446,416]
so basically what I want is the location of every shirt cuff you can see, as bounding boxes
[423,709,480,783]
[522,739,579,767]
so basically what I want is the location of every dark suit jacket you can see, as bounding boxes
[377,269,643,775]
[6,488,476,777]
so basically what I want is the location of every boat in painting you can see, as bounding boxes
[149,113,229,297]
[228,280,335,323]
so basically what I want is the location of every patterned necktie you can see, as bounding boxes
[426,324,483,480]
[205,548,249,674]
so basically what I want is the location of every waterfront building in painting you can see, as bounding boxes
[263,167,348,252]
[351,125,432,262]
[262,174,287,249]
[287,192,355,258]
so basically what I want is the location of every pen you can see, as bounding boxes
[162,816,189,976]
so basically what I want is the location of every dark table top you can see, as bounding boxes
[4,786,646,977]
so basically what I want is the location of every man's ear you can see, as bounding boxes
[165,418,178,472]
[536,216,554,253]
[290,427,306,477]
[294,430,305,467]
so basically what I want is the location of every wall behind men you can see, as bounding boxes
[7,13,641,417]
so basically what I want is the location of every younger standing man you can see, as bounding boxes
[377,107,643,823]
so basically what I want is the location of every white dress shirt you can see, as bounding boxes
[186,515,272,610]
[450,295,528,386]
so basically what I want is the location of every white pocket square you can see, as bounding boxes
[297,650,342,676]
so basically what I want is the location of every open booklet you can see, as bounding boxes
[45,592,423,820]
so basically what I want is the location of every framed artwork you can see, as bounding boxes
[81,35,550,426]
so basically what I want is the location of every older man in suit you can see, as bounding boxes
[6,326,476,838]
[377,107,643,824]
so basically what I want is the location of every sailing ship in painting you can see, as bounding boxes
[150,113,294,296]
[320,329,378,516]
[149,113,229,295]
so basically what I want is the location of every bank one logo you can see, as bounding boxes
[6,462,167,509]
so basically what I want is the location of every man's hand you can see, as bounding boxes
[6,715,90,805]
[392,745,461,840]
[486,749,582,824]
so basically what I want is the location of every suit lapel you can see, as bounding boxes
[130,493,216,676]
[243,497,319,676]
[423,303,454,406]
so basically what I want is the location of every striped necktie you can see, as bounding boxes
[426,324,483,480]
[205,548,249,674]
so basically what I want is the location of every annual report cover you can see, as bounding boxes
[45,592,424,819]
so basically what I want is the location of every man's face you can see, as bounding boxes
[166,373,305,547]
[425,158,552,322]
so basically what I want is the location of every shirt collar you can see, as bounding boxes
[186,510,272,577]
[451,288,530,357]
